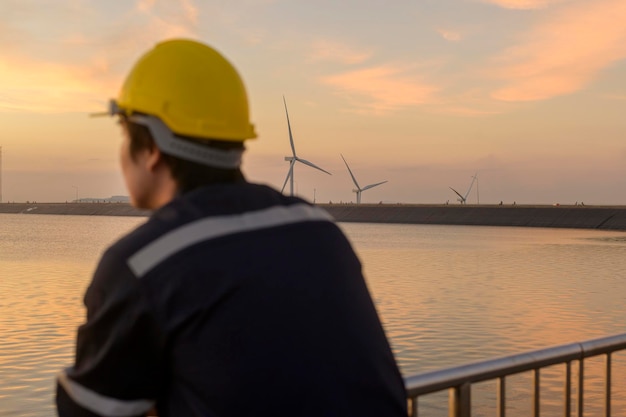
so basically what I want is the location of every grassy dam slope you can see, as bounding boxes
[2,202,626,231]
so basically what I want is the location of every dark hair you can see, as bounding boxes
[123,118,245,193]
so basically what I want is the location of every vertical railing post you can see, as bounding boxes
[564,361,571,417]
[577,359,584,417]
[449,382,471,417]
[408,397,418,417]
[497,376,506,417]
[605,353,612,417]
[533,369,540,417]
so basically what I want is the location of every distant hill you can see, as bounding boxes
[74,195,130,203]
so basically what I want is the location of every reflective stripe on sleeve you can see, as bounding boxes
[128,203,334,278]
[57,370,154,417]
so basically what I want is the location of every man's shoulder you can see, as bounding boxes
[99,183,336,274]
[161,182,330,220]
[96,218,164,273]
[186,182,313,212]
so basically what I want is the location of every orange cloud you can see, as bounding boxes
[136,0,157,12]
[308,40,373,65]
[437,28,462,42]
[604,93,626,100]
[478,0,571,10]
[137,0,198,23]
[0,55,119,113]
[180,0,199,25]
[489,0,626,101]
[135,0,199,32]
[0,2,198,113]
[321,65,438,114]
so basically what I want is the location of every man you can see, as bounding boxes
[56,39,407,417]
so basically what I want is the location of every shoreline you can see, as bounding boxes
[2,202,626,231]
[0,202,150,217]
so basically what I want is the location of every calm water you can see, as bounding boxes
[1,213,626,416]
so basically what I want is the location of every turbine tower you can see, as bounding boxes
[341,154,388,204]
[281,96,331,196]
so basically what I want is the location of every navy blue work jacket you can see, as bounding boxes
[57,183,407,417]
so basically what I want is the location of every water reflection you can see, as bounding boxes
[2,216,626,416]
[339,223,626,416]
[0,214,144,417]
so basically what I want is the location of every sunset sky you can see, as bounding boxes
[1,0,625,205]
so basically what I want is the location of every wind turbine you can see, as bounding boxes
[281,96,331,196]
[341,154,388,204]
[449,173,478,204]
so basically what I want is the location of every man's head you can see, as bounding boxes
[110,39,256,208]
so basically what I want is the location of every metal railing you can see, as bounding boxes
[404,332,626,417]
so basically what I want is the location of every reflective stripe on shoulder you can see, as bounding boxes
[57,370,154,417]
[128,203,334,278]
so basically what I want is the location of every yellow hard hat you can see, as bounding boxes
[115,39,256,142]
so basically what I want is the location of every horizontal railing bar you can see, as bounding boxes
[580,333,626,357]
[404,332,626,398]
[405,344,580,397]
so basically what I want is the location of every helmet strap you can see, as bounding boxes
[128,115,243,169]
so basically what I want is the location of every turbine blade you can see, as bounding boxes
[297,158,332,175]
[283,96,296,157]
[449,187,464,200]
[362,180,388,191]
[281,161,295,193]
[340,154,361,190]
[464,174,477,199]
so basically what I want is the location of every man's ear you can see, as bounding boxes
[146,145,165,172]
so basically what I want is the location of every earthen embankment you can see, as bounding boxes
[318,204,626,231]
[0,203,149,217]
[2,203,626,231]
